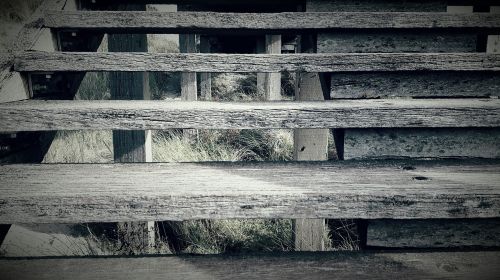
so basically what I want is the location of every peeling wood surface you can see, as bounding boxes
[0,99,498,131]
[367,219,500,248]
[0,160,499,223]
[1,251,500,280]
[343,128,500,160]
[13,52,500,73]
[43,11,500,32]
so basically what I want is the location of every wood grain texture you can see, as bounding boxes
[317,32,478,54]
[0,160,499,223]
[2,251,500,280]
[367,219,500,248]
[329,72,500,98]
[13,52,500,72]
[0,99,499,131]
[43,11,500,32]
[180,34,197,101]
[306,0,448,12]
[343,128,500,160]
[317,31,496,98]
[264,35,281,101]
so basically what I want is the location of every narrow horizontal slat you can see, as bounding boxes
[367,219,500,248]
[343,128,500,160]
[13,51,500,72]
[43,11,500,32]
[330,72,500,98]
[306,0,496,12]
[0,160,499,223]
[1,251,499,280]
[0,99,498,131]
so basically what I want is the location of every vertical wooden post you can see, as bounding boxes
[257,35,282,100]
[487,7,500,54]
[180,33,198,140]
[180,34,197,101]
[109,3,154,255]
[200,36,212,100]
[292,34,328,251]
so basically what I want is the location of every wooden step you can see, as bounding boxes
[0,99,498,131]
[13,51,500,72]
[1,250,499,280]
[43,11,500,33]
[0,160,499,223]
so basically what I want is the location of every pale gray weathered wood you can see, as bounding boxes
[367,219,500,248]
[14,52,500,72]
[0,99,498,131]
[0,160,499,223]
[343,128,500,160]
[2,251,500,280]
[317,32,478,54]
[330,72,500,98]
[306,0,448,12]
[43,11,500,31]
[180,34,197,101]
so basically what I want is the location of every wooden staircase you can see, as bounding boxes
[0,0,500,279]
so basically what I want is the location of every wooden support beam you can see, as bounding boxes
[2,251,500,280]
[0,160,499,223]
[108,3,154,256]
[180,34,197,101]
[257,35,281,99]
[199,36,211,100]
[292,34,328,252]
[14,52,500,72]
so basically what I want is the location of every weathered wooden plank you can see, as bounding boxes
[330,72,500,98]
[318,32,478,54]
[76,0,498,7]
[44,11,500,32]
[306,0,448,12]
[0,99,498,131]
[306,0,500,12]
[318,30,498,98]
[13,52,500,73]
[367,219,500,248]
[0,160,499,223]
[343,128,500,160]
[317,30,496,98]
[2,251,500,280]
